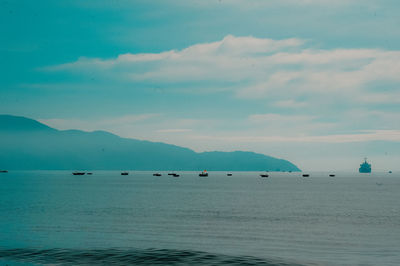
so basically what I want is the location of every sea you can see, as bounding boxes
[0,171,399,266]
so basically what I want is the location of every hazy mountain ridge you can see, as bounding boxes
[0,115,300,171]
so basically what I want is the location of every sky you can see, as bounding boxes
[1,0,400,171]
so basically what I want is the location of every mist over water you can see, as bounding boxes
[0,171,399,265]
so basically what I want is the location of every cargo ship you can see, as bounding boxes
[359,158,371,173]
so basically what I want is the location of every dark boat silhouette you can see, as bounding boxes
[199,170,208,177]
[73,172,85,175]
[0,170,8,173]
[227,173,232,176]
[359,158,371,173]
[153,173,162,176]
[121,172,129,175]
[329,174,335,177]
[388,171,392,174]
[172,173,180,177]
[302,174,310,177]
[260,174,269,178]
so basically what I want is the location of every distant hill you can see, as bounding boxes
[0,115,300,171]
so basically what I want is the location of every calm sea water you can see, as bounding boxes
[0,171,399,265]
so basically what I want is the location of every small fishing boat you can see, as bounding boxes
[172,173,180,177]
[121,172,129,175]
[329,174,335,177]
[153,173,162,176]
[199,170,208,177]
[260,174,269,178]
[73,172,85,175]
[302,174,310,177]
[227,173,232,176]
[0,170,8,173]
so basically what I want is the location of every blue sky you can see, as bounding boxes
[1,0,400,170]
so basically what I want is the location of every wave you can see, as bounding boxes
[0,248,317,265]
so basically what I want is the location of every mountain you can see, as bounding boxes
[0,115,300,171]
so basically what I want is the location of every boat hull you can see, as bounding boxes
[359,169,371,173]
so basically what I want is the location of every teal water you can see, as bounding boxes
[0,171,399,265]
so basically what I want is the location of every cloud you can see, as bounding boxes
[44,35,400,103]
[248,113,315,125]
[156,128,192,133]
[190,130,400,144]
[44,35,305,84]
[274,100,308,108]
[76,0,361,10]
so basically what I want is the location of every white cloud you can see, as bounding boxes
[173,0,362,8]
[44,35,400,105]
[248,113,315,124]
[274,99,308,108]
[275,0,361,6]
[156,128,192,133]
[189,130,400,144]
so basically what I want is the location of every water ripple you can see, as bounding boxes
[0,248,316,265]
